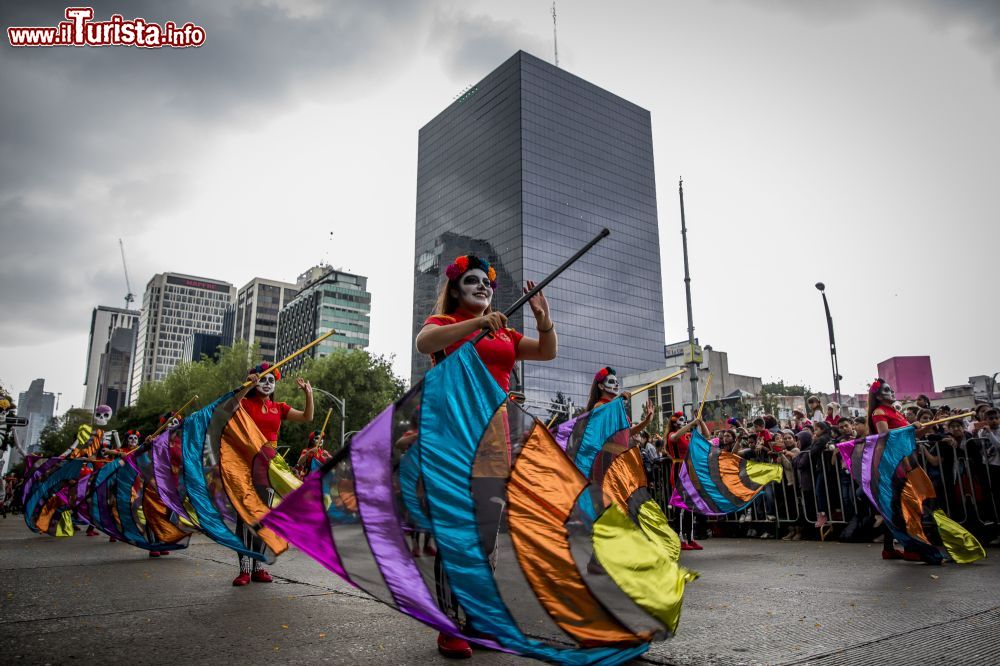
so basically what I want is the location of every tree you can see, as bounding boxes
[274,349,406,461]
[546,391,572,429]
[761,380,812,397]
[117,341,261,438]
[38,408,93,457]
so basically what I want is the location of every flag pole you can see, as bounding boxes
[917,411,975,429]
[320,408,333,443]
[147,394,200,441]
[695,373,713,422]
[322,228,612,472]
[241,330,336,388]
[630,368,688,396]
[471,228,610,345]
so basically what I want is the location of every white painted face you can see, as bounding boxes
[94,406,112,427]
[257,374,277,396]
[168,417,181,431]
[600,374,620,396]
[127,434,139,447]
[879,384,895,403]
[455,269,493,312]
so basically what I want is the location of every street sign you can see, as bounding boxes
[664,339,698,358]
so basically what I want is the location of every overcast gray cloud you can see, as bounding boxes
[0,0,429,344]
[745,0,1000,80]
[2,0,997,407]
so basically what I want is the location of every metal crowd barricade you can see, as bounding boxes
[647,436,999,540]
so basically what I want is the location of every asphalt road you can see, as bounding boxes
[1,518,997,665]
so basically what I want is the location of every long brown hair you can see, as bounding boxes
[866,378,890,433]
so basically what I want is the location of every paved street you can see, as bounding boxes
[1,518,997,665]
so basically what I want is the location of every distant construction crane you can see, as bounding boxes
[552,1,559,68]
[118,238,135,309]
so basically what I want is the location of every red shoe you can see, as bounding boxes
[901,550,924,562]
[86,527,97,536]
[411,543,421,557]
[108,537,118,543]
[680,542,694,551]
[437,633,472,659]
[687,540,703,550]
[159,550,170,556]
[148,551,160,558]
[251,569,273,583]
[423,544,437,557]
[232,572,251,587]
[882,549,903,560]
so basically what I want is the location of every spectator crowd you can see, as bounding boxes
[641,395,1000,548]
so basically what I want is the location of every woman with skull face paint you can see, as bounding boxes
[585,367,655,436]
[231,362,314,586]
[667,411,711,550]
[867,378,934,563]
[416,254,555,659]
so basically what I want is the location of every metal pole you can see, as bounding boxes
[679,179,699,417]
[312,388,346,449]
[816,283,842,405]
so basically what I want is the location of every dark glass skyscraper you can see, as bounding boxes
[411,51,665,408]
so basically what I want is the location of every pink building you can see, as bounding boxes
[876,356,936,400]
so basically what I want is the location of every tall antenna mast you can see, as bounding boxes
[552,1,559,68]
[118,238,135,309]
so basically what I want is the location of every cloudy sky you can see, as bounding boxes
[2,0,998,410]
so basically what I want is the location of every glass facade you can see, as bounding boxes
[234,278,298,363]
[275,268,371,372]
[411,51,666,408]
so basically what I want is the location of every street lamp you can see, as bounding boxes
[312,387,346,449]
[815,283,842,405]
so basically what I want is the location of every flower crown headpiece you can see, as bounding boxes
[308,431,322,444]
[869,378,886,395]
[594,367,616,383]
[445,255,497,288]
[250,362,281,381]
[159,412,185,426]
[671,411,685,421]
[126,430,141,438]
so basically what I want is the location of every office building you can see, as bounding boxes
[16,378,55,454]
[274,266,371,372]
[232,278,298,363]
[83,306,139,412]
[129,273,235,402]
[411,51,666,404]
[877,356,935,400]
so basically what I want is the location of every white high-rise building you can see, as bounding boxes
[129,273,235,403]
[83,306,139,411]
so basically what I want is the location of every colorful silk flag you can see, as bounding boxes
[180,391,301,562]
[263,343,696,664]
[669,430,783,515]
[23,456,86,537]
[836,429,985,564]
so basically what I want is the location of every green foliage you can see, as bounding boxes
[114,341,261,438]
[275,349,406,462]
[38,408,93,457]
[104,341,406,465]
[762,380,812,397]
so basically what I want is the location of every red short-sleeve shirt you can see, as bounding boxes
[423,311,524,392]
[240,397,292,442]
[871,406,909,431]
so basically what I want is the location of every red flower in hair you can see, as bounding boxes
[594,367,614,382]
[869,378,884,395]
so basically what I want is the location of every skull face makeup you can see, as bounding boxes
[126,433,139,447]
[256,374,277,397]
[878,383,895,404]
[600,373,621,396]
[454,268,493,313]
[94,405,113,427]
